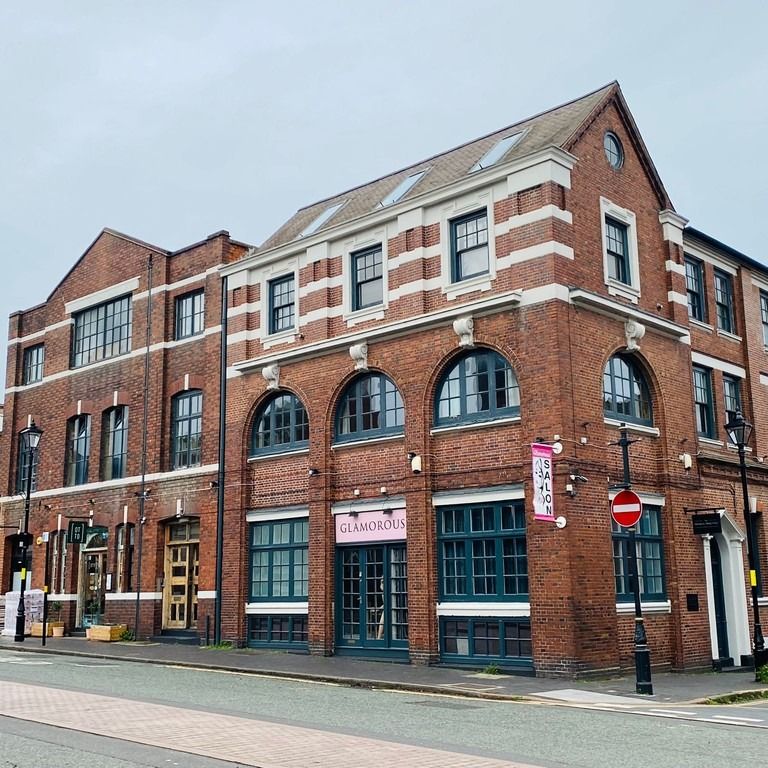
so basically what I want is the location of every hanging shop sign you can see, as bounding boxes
[335,508,407,544]
[67,520,87,544]
[692,513,722,535]
[532,443,555,521]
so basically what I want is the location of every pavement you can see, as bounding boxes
[1,635,765,706]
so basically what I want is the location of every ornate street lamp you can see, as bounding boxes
[725,410,767,676]
[14,421,43,643]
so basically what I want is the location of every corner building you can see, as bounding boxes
[221,82,768,676]
[0,229,248,639]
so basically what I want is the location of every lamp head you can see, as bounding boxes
[20,421,43,452]
[725,410,752,447]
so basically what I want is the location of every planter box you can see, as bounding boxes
[88,624,127,642]
[31,621,64,637]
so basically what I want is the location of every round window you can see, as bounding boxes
[604,132,623,169]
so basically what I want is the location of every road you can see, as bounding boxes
[0,650,764,768]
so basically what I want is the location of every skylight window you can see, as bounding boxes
[470,132,525,172]
[298,201,346,238]
[377,170,428,208]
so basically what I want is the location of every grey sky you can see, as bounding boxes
[1,1,766,392]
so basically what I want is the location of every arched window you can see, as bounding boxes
[335,373,404,441]
[65,414,91,486]
[171,390,202,469]
[251,392,309,455]
[435,350,519,426]
[603,354,652,425]
[101,406,128,480]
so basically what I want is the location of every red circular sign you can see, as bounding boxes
[611,489,643,528]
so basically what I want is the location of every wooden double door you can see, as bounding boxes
[163,520,199,630]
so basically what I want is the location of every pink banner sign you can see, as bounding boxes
[532,443,555,521]
[335,508,407,544]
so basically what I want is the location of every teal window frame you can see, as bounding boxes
[250,392,309,456]
[101,406,128,480]
[602,354,653,426]
[761,291,768,348]
[22,344,45,385]
[723,375,741,444]
[335,373,404,442]
[248,518,308,601]
[714,269,735,334]
[440,617,532,666]
[692,366,715,438]
[684,256,706,322]
[174,289,205,340]
[450,209,489,282]
[603,132,624,169]
[247,614,308,648]
[605,217,630,284]
[351,245,383,311]
[64,414,91,487]
[171,390,202,469]
[268,274,295,334]
[16,433,40,493]
[612,505,666,602]
[437,501,528,602]
[435,350,520,427]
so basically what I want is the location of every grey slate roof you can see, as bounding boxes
[260,82,618,250]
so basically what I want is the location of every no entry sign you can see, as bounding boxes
[611,489,643,528]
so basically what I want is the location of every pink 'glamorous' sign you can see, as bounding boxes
[335,508,407,544]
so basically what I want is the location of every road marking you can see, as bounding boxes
[708,715,764,723]
[647,709,698,716]
[0,656,53,666]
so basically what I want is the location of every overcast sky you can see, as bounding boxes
[1,1,766,392]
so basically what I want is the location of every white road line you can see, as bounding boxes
[711,715,764,723]
[631,711,680,718]
[648,709,698,716]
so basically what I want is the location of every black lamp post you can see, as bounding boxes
[725,410,767,676]
[14,421,43,643]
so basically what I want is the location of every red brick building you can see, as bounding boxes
[3,82,767,676]
[0,228,248,639]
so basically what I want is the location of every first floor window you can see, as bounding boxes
[451,209,489,282]
[693,366,714,438]
[171,390,202,469]
[249,518,308,600]
[251,392,309,455]
[612,505,665,602]
[723,375,741,443]
[438,501,527,600]
[16,433,40,493]
[335,372,404,441]
[65,414,91,486]
[603,354,652,426]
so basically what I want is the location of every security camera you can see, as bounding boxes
[410,455,423,474]
[569,474,588,483]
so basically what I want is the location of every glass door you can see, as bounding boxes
[336,544,408,652]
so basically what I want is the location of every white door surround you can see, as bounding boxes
[701,511,750,664]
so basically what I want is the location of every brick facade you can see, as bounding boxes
[3,83,767,677]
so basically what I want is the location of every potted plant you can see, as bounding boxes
[49,601,65,637]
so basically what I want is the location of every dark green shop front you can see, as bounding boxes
[334,507,408,658]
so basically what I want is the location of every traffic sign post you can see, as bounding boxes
[612,426,653,695]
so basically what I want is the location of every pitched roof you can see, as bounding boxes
[260,82,627,250]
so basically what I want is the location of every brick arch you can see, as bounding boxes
[93,390,131,413]
[322,365,406,440]
[63,398,97,419]
[168,374,205,396]
[241,386,311,454]
[600,345,666,431]
[422,340,522,430]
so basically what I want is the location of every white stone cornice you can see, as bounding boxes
[690,351,746,378]
[658,210,688,245]
[569,288,690,341]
